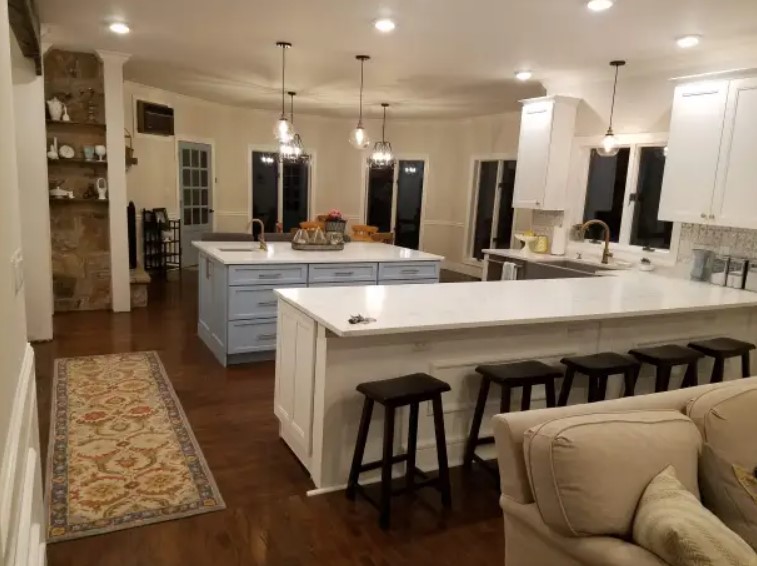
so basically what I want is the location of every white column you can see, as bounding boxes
[97,50,131,312]
[12,42,53,340]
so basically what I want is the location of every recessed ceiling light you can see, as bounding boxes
[109,22,130,35]
[587,0,614,12]
[676,35,701,49]
[515,70,533,81]
[374,18,396,33]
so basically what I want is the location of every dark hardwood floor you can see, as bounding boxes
[34,270,502,566]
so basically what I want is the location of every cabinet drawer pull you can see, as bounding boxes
[700,213,707,219]
[334,271,355,276]
[234,322,264,328]
[709,214,715,220]
[400,268,420,274]
[257,300,277,307]
[257,333,277,341]
[258,273,283,279]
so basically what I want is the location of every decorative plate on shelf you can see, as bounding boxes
[59,145,75,159]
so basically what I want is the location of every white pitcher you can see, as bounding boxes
[95,178,108,200]
[47,97,64,121]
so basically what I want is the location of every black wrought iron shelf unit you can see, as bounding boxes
[142,209,181,273]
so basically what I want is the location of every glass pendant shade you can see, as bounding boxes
[369,103,394,169]
[273,41,293,143]
[597,128,619,157]
[274,116,294,143]
[349,124,370,149]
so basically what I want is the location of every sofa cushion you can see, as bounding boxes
[700,443,757,552]
[633,466,756,566]
[523,410,701,537]
[687,383,757,466]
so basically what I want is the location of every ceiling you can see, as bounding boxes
[38,0,757,118]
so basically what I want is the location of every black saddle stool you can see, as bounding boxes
[463,361,562,476]
[559,353,640,405]
[346,373,452,530]
[688,337,756,382]
[629,344,704,392]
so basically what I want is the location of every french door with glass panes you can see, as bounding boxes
[251,151,310,234]
[365,159,426,250]
[179,141,213,266]
[469,159,517,260]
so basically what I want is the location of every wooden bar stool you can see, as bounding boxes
[688,337,756,383]
[346,373,452,530]
[463,361,562,476]
[559,353,640,406]
[629,344,704,391]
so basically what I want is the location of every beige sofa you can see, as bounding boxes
[493,377,757,566]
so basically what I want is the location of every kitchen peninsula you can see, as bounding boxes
[274,273,757,491]
[193,241,443,366]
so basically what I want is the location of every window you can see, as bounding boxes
[581,143,672,251]
[251,151,311,233]
[468,159,517,260]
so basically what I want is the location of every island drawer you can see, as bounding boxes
[227,319,277,354]
[378,262,440,281]
[379,278,438,286]
[308,281,376,288]
[228,284,306,320]
[228,264,307,286]
[307,263,378,284]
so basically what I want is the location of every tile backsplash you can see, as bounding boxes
[677,224,757,263]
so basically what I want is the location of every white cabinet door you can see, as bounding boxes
[712,77,757,229]
[658,81,729,223]
[513,100,553,208]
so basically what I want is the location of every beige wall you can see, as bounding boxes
[12,37,53,340]
[1,13,30,471]
[124,81,522,267]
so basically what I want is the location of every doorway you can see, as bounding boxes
[251,151,311,234]
[469,159,517,260]
[365,159,426,250]
[179,141,213,266]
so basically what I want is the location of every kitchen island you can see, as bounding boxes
[273,273,757,491]
[193,241,443,366]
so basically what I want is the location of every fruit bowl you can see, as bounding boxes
[514,233,538,256]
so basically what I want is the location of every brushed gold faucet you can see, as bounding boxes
[246,218,267,251]
[580,219,613,264]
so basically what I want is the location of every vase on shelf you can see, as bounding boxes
[96,178,108,200]
[47,97,64,121]
[94,145,107,162]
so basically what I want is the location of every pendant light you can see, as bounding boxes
[273,41,294,143]
[280,91,307,162]
[597,60,626,158]
[369,103,394,169]
[349,55,371,149]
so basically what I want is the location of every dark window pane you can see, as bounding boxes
[472,161,499,260]
[395,161,425,249]
[282,161,309,233]
[630,147,672,250]
[366,167,394,232]
[192,169,200,187]
[201,191,208,206]
[495,161,517,249]
[201,209,208,224]
[191,149,199,167]
[200,151,208,169]
[583,148,630,242]
[182,168,191,187]
[200,170,208,188]
[252,151,279,233]
[184,207,192,225]
[183,189,191,206]
[192,208,200,225]
[182,149,190,166]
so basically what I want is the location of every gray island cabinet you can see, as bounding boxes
[193,241,444,366]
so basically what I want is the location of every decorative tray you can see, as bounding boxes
[291,242,344,251]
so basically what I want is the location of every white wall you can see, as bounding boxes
[11,38,53,341]
[124,81,522,268]
[1,2,31,536]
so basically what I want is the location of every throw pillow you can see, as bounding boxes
[633,465,757,566]
[700,443,757,552]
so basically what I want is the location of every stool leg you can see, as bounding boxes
[655,365,672,393]
[500,384,511,413]
[379,406,396,530]
[558,369,575,406]
[596,376,608,402]
[623,368,638,397]
[587,375,598,403]
[742,352,751,378]
[683,361,698,388]
[406,402,419,493]
[711,358,725,383]
[544,379,556,408]
[432,395,452,509]
[346,398,374,501]
[463,378,490,470]
[520,384,532,411]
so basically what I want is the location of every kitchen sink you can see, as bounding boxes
[547,260,617,274]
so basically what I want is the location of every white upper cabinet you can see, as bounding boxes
[513,96,579,210]
[659,76,757,229]
[712,77,757,229]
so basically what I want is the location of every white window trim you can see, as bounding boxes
[462,154,517,267]
[567,132,681,266]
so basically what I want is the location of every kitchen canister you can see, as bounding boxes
[709,254,729,286]
[726,257,748,289]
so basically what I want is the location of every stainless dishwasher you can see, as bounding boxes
[485,255,595,281]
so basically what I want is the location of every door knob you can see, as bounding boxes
[709,214,715,219]
[209,208,215,213]
[700,213,707,219]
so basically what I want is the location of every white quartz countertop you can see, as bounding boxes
[482,247,630,269]
[192,241,444,265]
[275,272,757,338]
